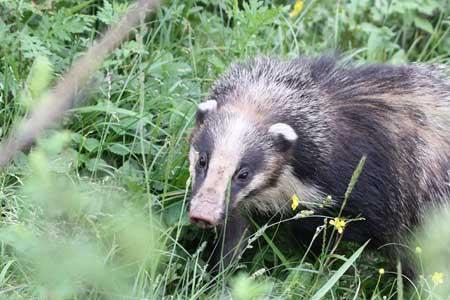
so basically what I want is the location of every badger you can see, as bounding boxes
[187,55,450,276]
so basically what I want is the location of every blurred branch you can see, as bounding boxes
[0,0,161,169]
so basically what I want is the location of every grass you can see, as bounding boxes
[0,0,450,299]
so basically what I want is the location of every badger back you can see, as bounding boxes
[314,58,450,226]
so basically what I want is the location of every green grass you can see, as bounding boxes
[0,0,450,299]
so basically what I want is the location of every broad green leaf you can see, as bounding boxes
[108,143,130,156]
[414,17,434,34]
[85,158,110,172]
[84,138,99,152]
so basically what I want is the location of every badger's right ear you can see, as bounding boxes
[268,123,298,152]
[196,100,217,125]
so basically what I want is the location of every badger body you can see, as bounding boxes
[187,56,450,273]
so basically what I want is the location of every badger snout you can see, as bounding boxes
[188,196,223,229]
[189,212,215,229]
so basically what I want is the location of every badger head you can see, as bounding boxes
[187,100,298,228]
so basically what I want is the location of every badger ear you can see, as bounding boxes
[268,123,298,152]
[196,100,217,125]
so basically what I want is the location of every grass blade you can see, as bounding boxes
[311,240,369,300]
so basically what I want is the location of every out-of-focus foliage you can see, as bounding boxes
[0,0,449,298]
[412,207,450,299]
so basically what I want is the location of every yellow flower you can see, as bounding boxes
[432,272,444,285]
[329,217,346,234]
[378,268,385,275]
[291,194,300,210]
[289,0,304,18]
[415,246,422,254]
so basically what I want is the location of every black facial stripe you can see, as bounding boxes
[190,127,216,198]
[223,146,267,206]
[238,146,265,171]
[193,127,215,155]
[195,109,207,125]
[235,147,265,179]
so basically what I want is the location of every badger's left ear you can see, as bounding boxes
[196,100,217,125]
[268,123,298,152]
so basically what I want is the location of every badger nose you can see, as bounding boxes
[189,212,215,229]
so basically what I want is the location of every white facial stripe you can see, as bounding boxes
[189,153,238,223]
[198,100,217,112]
[190,114,256,219]
[269,123,298,141]
[200,119,249,198]
[209,113,259,172]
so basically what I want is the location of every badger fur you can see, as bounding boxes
[187,55,450,275]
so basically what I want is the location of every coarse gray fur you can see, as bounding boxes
[188,55,450,276]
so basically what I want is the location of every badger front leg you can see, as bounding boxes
[208,211,251,272]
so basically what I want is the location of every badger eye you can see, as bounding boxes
[197,153,207,169]
[236,168,250,181]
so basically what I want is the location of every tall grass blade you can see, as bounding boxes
[311,241,369,300]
